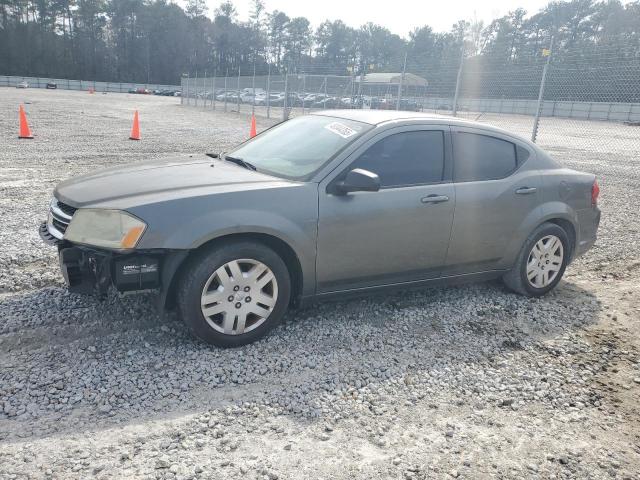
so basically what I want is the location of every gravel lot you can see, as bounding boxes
[0,88,639,479]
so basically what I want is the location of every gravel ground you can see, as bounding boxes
[0,88,639,479]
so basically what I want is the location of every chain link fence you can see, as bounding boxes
[180,49,640,159]
[1,75,179,93]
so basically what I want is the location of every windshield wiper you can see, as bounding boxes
[222,155,257,171]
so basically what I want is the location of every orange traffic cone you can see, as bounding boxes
[18,105,33,139]
[129,110,140,140]
[249,114,257,138]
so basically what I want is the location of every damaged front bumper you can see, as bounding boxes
[40,221,188,306]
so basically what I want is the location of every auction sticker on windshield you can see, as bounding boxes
[324,122,358,139]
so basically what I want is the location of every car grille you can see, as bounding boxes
[56,201,77,217]
[48,199,77,239]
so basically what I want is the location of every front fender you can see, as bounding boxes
[131,186,319,297]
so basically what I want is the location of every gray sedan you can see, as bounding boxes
[41,110,600,347]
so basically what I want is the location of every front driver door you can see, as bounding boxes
[316,125,455,293]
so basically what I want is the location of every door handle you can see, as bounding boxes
[515,187,537,195]
[421,194,449,204]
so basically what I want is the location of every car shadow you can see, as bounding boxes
[0,279,601,442]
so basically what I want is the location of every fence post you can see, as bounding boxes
[202,70,209,108]
[266,64,271,119]
[236,68,241,113]
[194,70,198,107]
[532,37,554,143]
[283,71,289,121]
[452,42,465,116]
[396,52,408,111]
[203,70,208,107]
[212,71,216,110]
[252,61,256,116]
[357,71,363,109]
[184,74,189,105]
[301,74,306,114]
[323,76,327,109]
[224,70,228,112]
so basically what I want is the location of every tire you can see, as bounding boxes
[502,222,571,297]
[177,241,291,347]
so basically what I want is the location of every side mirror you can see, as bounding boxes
[334,168,380,194]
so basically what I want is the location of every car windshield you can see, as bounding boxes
[226,115,372,180]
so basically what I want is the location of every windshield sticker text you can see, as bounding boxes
[324,122,357,139]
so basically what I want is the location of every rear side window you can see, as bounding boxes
[453,133,518,182]
[350,130,445,188]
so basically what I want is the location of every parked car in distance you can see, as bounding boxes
[239,92,256,103]
[40,110,600,347]
[311,96,341,108]
[216,91,240,102]
[267,92,300,107]
[302,93,319,103]
[340,97,364,109]
[370,97,420,112]
[16,81,29,88]
[242,87,266,96]
[254,93,281,106]
[154,89,174,96]
[46,82,58,89]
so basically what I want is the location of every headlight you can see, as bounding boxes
[64,209,146,249]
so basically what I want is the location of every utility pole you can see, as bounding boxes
[532,36,554,143]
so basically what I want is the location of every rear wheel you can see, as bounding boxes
[503,222,570,297]
[177,241,291,347]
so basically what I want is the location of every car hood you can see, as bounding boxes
[54,154,292,207]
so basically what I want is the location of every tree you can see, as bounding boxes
[267,10,288,70]
[185,0,206,19]
[0,0,638,92]
[284,16,311,68]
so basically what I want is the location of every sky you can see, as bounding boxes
[207,0,554,37]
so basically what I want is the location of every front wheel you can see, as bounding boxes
[177,241,291,347]
[503,222,571,297]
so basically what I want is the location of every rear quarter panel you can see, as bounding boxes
[538,167,598,258]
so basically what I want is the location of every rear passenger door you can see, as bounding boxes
[444,127,540,275]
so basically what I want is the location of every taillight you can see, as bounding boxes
[591,179,600,206]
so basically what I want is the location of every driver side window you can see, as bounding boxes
[350,130,445,188]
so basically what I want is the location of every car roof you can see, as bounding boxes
[309,109,535,145]
[310,109,451,125]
